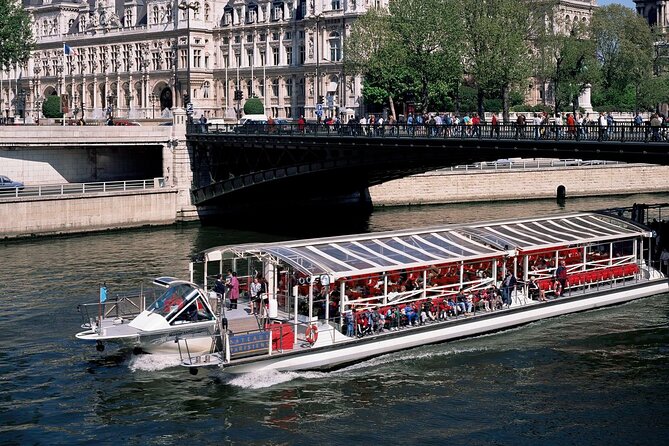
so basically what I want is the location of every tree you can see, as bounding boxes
[0,0,34,68]
[344,0,463,115]
[243,97,264,115]
[42,95,63,118]
[590,4,656,112]
[461,0,533,122]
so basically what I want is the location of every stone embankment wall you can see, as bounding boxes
[369,165,669,206]
[0,190,178,239]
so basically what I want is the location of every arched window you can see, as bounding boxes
[193,2,200,20]
[205,3,210,21]
[166,4,173,22]
[329,31,341,62]
[203,81,210,98]
[68,18,75,31]
[153,6,159,24]
[42,20,48,36]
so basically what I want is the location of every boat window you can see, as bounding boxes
[149,283,198,317]
[169,295,214,324]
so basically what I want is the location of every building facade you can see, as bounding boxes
[1,0,379,122]
[634,0,669,29]
[1,0,602,123]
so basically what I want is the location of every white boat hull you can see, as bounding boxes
[218,279,669,374]
[76,321,216,355]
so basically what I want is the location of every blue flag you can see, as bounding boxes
[100,286,108,303]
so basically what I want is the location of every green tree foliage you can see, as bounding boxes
[42,95,63,118]
[590,4,659,111]
[243,97,264,115]
[0,0,34,67]
[461,0,533,121]
[344,0,463,115]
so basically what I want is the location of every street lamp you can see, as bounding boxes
[178,1,199,113]
[17,89,27,119]
[72,91,80,121]
[34,96,43,124]
[107,93,116,119]
[149,92,158,119]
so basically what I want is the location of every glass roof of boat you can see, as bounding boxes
[201,213,649,279]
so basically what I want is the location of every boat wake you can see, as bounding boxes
[226,369,330,389]
[128,353,182,372]
[227,345,491,389]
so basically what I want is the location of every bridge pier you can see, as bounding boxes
[169,108,200,221]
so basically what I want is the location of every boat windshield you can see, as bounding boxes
[148,283,199,318]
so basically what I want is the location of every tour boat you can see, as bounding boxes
[75,277,219,355]
[177,211,669,375]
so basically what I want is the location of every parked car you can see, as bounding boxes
[0,175,24,189]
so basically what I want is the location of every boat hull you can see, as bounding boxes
[76,322,216,355]
[219,279,669,374]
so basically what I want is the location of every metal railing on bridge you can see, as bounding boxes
[0,178,166,199]
[191,121,669,143]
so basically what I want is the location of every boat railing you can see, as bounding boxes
[76,293,148,329]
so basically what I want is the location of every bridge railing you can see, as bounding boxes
[191,122,668,143]
[0,178,166,199]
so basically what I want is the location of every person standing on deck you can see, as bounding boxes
[501,272,517,307]
[213,274,226,311]
[229,271,240,309]
[555,261,568,297]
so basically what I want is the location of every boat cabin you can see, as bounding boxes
[191,212,654,356]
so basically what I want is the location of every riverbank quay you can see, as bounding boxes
[0,186,177,239]
[370,164,669,206]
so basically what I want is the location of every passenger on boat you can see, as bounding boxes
[447,297,461,317]
[250,276,263,314]
[226,270,240,310]
[404,303,419,326]
[528,277,546,301]
[213,274,226,297]
[456,290,469,314]
[488,285,503,310]
[477,290,491,312]
[344,309,355,337]
[426,300,438,322]
[555,261,568,294]
[387,306,401,330]
[501,272,517,307]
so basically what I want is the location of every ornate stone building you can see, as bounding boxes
[634,0,668,29]
[1,0,600,122]
[1,0,377,122]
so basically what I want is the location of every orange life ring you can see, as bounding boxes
[305,324,318,345]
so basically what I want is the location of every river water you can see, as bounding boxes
[1,193,668,445]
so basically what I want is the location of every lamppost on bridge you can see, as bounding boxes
[34,95,43,124]
[72,91,80,121]
[107,93,116,120]
[16,88,27,120]
[149,92,158,119]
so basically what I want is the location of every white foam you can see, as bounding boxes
[128,354,182,372]
[225,345,490,388]
[226,368,329,389]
